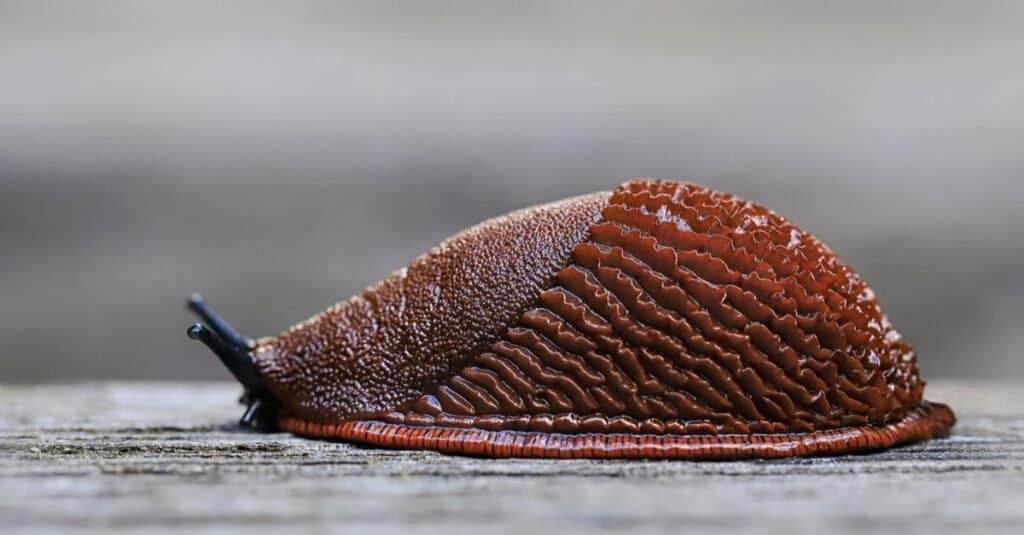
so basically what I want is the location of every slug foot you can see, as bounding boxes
[279,401,954,459]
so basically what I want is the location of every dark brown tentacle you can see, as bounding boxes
[185,298,277,431]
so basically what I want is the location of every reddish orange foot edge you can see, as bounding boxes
[278,401,955,459]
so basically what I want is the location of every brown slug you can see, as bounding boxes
[186,179,955,459]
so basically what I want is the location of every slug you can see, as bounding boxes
[186,179,955,459]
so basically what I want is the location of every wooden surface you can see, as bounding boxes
[1,381,1021,534]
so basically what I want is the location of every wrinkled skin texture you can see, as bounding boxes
[255,180,954,459]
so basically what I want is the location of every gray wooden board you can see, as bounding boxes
[1,381,1021,534]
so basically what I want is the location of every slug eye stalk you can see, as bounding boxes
[187,293,252,351]
[185,295,276,431]
[185,323,259,391]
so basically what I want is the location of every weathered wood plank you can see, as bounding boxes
[1,381,1021,534]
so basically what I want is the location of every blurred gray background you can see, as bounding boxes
[1,1,1021,383]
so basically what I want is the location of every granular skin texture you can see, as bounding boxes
[254,192,609,423]
[255,179,955,458]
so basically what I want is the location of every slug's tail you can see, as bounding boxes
[186,293,277,431]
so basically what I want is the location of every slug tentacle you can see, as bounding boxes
[186,179,955,458]
[185,298,277,431]
[187,293,253,351]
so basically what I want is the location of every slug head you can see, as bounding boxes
[190,192,608,426]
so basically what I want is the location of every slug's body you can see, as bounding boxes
[188,179,955,459]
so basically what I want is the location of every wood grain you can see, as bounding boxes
[1,381,1021,534]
